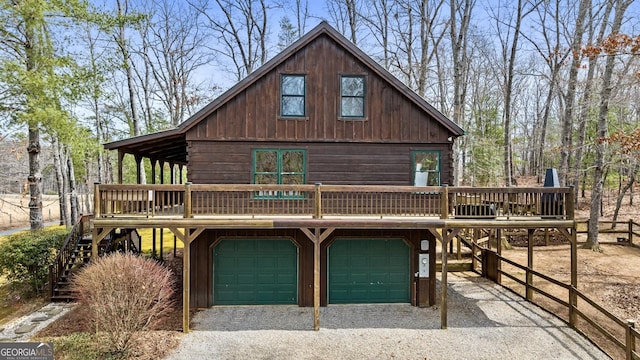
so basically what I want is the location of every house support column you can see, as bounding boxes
[429,228,459,330]
[300,227,334,331]
[168,226,204,334]
[117,150,124,184]
[182,234,190,333]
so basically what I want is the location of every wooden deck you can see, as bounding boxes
[91,183,576,334]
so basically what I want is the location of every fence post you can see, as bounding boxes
[629,220,633,246]
[441,185,449,219]
[566,186,575,220]
[184,182,192,218]
[314,183,322,219]
[627,319,636,360]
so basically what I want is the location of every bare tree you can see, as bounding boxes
[450,0,474,185]
[327,0,360,44]
[557,0,591,186]
[359,0,394,69]
[520,0,572,180]
[572,0,611,200]
[491,0,540,186]
[192,0,271,81]
[138,0,213,127]
[586,0,633,251]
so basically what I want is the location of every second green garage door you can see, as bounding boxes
[328,238,410,303]
[213,239,298,305]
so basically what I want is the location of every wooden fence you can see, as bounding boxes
[576,219,640,246]
[474,246,639,360]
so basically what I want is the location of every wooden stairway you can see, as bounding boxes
[49,215,141,301]
[50,235,93,301]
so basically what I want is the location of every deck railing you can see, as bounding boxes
[94,183,575,220]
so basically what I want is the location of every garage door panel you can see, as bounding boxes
[214,239,298,305]
[329,239,410,304]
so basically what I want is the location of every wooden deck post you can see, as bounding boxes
[313,228,321,331]
[183,230,191,333]
[441,230,448,329]
[441,185,449,219]
[92,183,100,259]
[314,183,322,219]
[184,182,192,218]
[117,150,124,184]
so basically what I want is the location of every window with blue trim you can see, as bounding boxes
[413,151,440,186]
[281,75,305,117]
[253,149,306,198]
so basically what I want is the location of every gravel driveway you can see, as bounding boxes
[166,273,609,360]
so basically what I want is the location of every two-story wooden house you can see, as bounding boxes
[88,22,575,332]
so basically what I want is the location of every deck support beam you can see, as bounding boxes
[91,227,113,259]
[427,228,459,329]
[300,227,335,331]
[166,227,205,334]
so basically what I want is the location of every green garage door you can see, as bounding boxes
[329,238,410,303]
[213,239,298,305]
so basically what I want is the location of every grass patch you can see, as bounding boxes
[0,281,47,325]
[0,224,66,244]
[136,228,184,254]
[46,333,109,360]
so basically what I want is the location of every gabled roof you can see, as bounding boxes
[104,21,463,163]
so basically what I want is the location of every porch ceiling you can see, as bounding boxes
[104,130,187,165]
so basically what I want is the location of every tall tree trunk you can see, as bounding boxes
[502,0,527,186]
[52,137,68,226]
[611,162,636,228]
[27,127,43,230]
[67,148,78,224]
[450,0,473,185]
[572,0,611,204]
[59,142,71,227]
[586,0,632,251]
[116,0,146,184]
[558,0,590,185]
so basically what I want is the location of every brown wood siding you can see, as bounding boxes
[186,35,452,144]
[187,141,454,186]
[189,228,434,308]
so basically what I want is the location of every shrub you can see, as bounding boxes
[72,253,175,356]
[0,228,68,296]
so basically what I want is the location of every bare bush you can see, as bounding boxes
[72,253,175,356]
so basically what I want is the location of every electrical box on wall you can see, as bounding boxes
[419,253,429,278]
[420,239,429,251]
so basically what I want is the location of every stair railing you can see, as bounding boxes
[48,214,94,298]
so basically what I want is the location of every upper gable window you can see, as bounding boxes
[340,75,365,118]
[281,74,306,117]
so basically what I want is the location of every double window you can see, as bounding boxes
[413,151,440,186]
[340,75,365,118]
[253,149,306,198]
[281,75,306,117]
[280,74,366,118]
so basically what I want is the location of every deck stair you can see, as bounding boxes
[49,216,141,301]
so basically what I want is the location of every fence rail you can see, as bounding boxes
[576,219,639,246]
[478,248,638,359]
[94,183,575,220]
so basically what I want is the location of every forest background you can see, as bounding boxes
[1,0,639,248]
